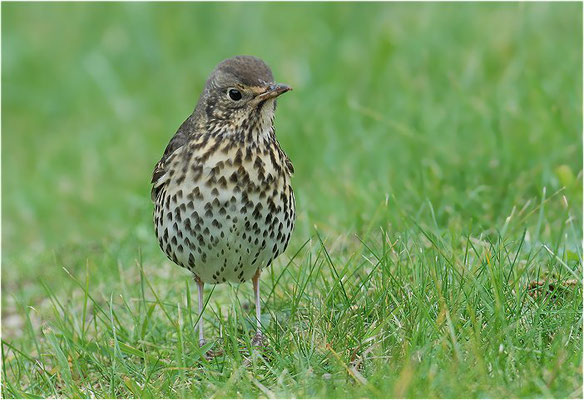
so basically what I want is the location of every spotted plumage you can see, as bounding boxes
[151,55,295,347]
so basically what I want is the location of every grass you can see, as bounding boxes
[1,2,582,398]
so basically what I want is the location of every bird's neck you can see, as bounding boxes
[194,113,276,148]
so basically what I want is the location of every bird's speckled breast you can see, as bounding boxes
[153,134,295,284]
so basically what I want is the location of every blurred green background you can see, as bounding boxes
[1,2,582,397]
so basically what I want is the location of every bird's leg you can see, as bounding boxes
[195,276,205,347]
[253,269,262,334]
[251,269,265,347]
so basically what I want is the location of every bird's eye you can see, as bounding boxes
[228,88,242,101]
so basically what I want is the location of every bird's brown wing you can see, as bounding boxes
[151,116,194,201]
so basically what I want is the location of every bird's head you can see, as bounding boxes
[194,55,292,138]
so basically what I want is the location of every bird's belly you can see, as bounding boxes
[154,161,294,284]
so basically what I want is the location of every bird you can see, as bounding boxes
[151,55,295,348]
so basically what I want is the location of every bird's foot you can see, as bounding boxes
[242,333,271,366]
[251,332,266,348]
[199,338,224,359]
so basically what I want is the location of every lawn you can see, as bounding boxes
[2,2,582,398]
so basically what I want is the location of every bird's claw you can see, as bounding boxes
[252,333,266,348]
[198,338,224,359]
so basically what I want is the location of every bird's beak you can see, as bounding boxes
[256,83,292,101]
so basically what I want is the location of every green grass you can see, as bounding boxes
[2,2,582,398]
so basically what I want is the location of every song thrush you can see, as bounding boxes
[151,55,295,347]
